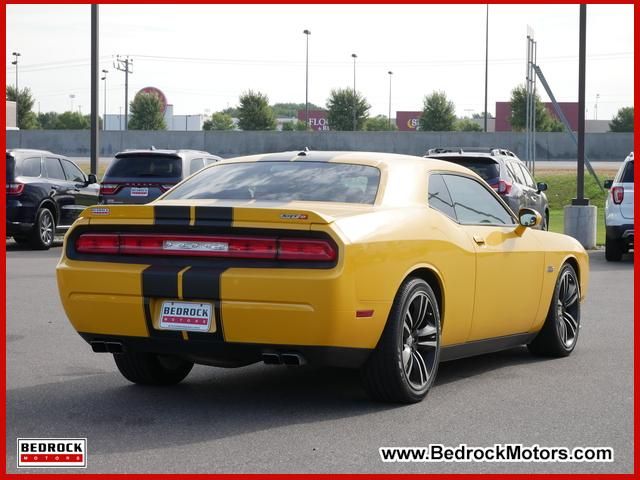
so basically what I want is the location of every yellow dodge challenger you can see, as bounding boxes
[56,151,589,403]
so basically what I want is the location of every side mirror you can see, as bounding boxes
[518,208,542,228]
[87,174,97,185]
[536,182,548,193]
[603,179,613,189]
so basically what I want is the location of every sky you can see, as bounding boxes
[5,4,635,121]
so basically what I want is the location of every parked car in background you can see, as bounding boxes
[57,150,588,403]
[99,149,223,205]
[424,148,550,230]
[604,152,634,261]
[6,149,99,249]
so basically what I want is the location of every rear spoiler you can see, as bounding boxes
[80,204,335,227]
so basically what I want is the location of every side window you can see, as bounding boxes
[427,174,457,220]
[189,158,205,175]
[505,161,524,185]
[442,174,515,226]
[517,163,536,188]
[44,157,66,180]
[61,159,86,182]
[205,157,220,166]
[21,157,42,177]
[620,161,634,183]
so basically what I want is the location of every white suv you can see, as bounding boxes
[604,152,634,261]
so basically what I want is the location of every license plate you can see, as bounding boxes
[159,301,213,332]
[130,187,149,197]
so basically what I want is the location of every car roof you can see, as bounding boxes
[219,150,476,175]
[6,148,62,157]
[424,148,521,162]
[114,149,212,158]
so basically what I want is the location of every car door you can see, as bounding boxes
[43,156,74,227]
[441,173,545,340]
[61,158,99,220]
[516,163,543,214]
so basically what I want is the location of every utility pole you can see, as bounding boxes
[388,71,393,129]
[351,53,357,131]
[574,5,587,206]
[483,5,489,132]
[303,30,311,129]
[114,55,133,130]
[90,4,99,176]
[101,69,108,130]
[12,52,21,126]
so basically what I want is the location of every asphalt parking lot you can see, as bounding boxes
[6,240,633,474]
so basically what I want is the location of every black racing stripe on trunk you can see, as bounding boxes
[182,267,228,341]
[193,206,233,227]
[154,205,190,226]
[142,265,182,298]
[143,297,181,339]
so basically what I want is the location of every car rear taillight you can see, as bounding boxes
[75,233,120,254]
[612,186,624,204]
[490,180,512,195]
[278,239,337,261]
[99,183,120,195]
[75,233,336,262]
[6,183,25,195]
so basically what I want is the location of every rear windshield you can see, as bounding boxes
[105,155,182,179]
[165,161,381,204]
[432,156,500,183]
[7,154,42,178]
[621,161,634,183]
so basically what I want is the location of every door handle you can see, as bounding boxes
[473,234,485,245]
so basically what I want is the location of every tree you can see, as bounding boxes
[509,85,563,132]
[419,91,456,131]
[456,118,483,132]
[37,111,60,129]
[221,106,239,117]
[472,111,494,119]
[326,88,370,131]
[364,115,396,131]
[203,112,235,131]
[6,86,39,129]
[609,107,634,132]
[128,92,166,130]
[237,90,276,130]
[272,102,322,118]
[55,111,90,129]
[282,120,309,131]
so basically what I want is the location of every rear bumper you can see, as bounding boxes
[78,332,372,368]
[606,224,634,244]
[6,199,37,235]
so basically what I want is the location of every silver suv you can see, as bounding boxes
[604,152,634,261]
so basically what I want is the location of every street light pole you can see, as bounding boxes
[303,29,311,129]
[351,53,357,131]
[101,69,108,131]
[483,4,489,132]
[388,71,393,129]
[12,52,21,127]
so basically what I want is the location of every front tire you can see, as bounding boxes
[528,263,580,357]
[29,208,55,250]
[605,236,623,262]
[361,278,441,403]
[113,351,194,385]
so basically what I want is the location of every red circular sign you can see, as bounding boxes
[137,87,167,113]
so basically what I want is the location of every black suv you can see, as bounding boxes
[6,149,99,249]
[424,148,550,229]
[99,149,222,205]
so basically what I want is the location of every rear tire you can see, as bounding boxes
[361,278,441,403]
[528,263,580,357]
[605,236,623,262]
[29,208,55,250]
[113,351,193,385]
[543,211,549,231]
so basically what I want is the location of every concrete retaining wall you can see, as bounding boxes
[6,130,633,160]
